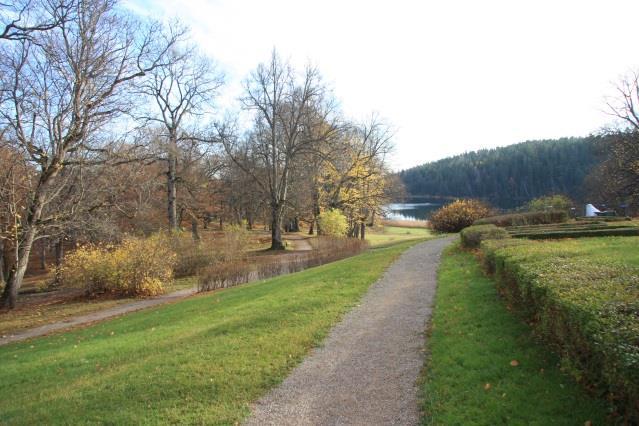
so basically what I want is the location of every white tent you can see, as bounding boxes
[585,204,601,217]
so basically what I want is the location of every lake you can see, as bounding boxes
[383,202,441,221]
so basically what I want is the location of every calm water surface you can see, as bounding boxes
[384,202,441,221]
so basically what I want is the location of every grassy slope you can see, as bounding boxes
[0,240,419,425]
[422,244,609,425]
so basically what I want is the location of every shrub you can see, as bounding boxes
[526,194,572,212]
[460,224,510,249]
[220,224,250,262]
[480,238,639,420]
[429,199,491,233]
[167,232,218,278]
[166,227,250,278]
[474,210,568,227]
[318,209,348,236]
[59,234,176,297]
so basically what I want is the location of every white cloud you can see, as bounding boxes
[125,0,639,170]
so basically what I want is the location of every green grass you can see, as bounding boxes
[422,243,609,425]
[367,225,434,246]
[0,240,419,425]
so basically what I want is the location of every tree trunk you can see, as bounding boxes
[270,206,285,250]
[360,222,366,240]
[353,223,360,239]
[1,225,37,309]
[53,238,64,286]
[0,239,5,286]
[39,240,46,270]
[167,144,178,231]
[191,218,200,242]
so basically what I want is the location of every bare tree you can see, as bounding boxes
[138,46,223,231]
[1,0,72,41]
[0,0,181,308]
[607,71,639,131]
[593,72,639,213]
[221,50,339,249]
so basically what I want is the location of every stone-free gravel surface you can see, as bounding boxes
[244,237,454,426]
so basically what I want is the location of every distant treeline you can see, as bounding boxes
[399,137,604,208]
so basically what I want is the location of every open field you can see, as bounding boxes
[422,244,608,424]
[0,240,418,425]
[367,225,434,246]
[380,218,429,228]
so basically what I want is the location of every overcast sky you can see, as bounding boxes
[126,0,639,170]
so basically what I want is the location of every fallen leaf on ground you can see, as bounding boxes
[510,360,519,367]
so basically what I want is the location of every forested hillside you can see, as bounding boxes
[399,137,602,208]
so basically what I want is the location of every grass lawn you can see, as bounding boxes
[422,243,609,425]
[367,225,434,247]
[0,240,418,425]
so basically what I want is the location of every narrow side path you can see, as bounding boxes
[245,236,454,426]
[0,287,197,346]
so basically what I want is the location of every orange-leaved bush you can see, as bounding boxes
[429,199,491,233]
[59,234,176,296]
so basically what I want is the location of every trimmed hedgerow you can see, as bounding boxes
[505,221,612,232]
[460,224,510,249]
[474,210,568,227]
[575,216,632,222]
[480,237,639,421]
[510,226,639,240]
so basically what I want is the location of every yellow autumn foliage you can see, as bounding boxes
[59,234,176,296]
[429,199,492,233]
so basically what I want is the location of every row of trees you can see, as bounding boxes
[0,0,396,308]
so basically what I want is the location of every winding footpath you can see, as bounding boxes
[0,287,198,346]
[245,236,454,426]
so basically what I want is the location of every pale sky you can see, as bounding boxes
[126,0,639,170]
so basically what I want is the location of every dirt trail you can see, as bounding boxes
[0,287,197,346]
[244,236,454,426]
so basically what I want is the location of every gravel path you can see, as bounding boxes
[244,236,454,426]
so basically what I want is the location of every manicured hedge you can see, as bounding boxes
[481,238,639,421]
[505,221,611,231]
[509,227,639,240]
[576,216,632,222]
[460,224,510,249]
[474,210,568,227]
